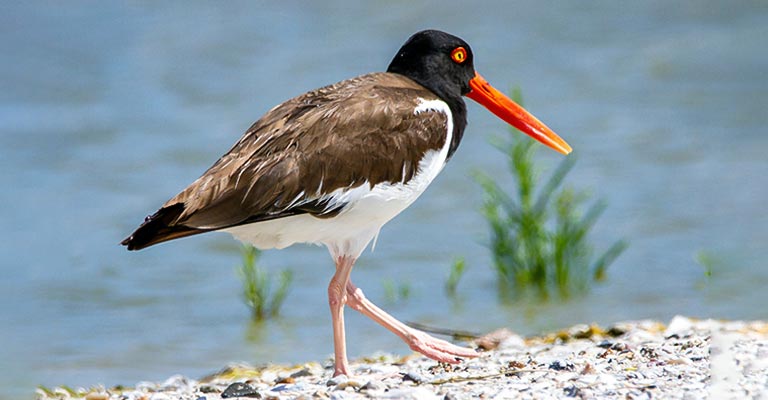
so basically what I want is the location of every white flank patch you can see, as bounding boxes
[223,98,453,261]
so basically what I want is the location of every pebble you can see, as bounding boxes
[35,316,768,400]
[401,371,426,384]
[548,360,574,371]
[334,378,364,391]
[360,380,384,391]
[290,368,314,378]
[221,382,260,398]
[497,333,526,350]
[378,387,439,400]
[325,374,347,387]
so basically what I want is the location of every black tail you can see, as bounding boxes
[121,203,208,251]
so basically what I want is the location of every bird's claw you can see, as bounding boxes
[406,330,479,363]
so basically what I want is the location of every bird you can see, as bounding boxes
[121,29,572,377]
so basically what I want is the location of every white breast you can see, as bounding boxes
[223,98,453,260]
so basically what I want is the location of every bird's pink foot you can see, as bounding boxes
[405,329,479,363]
[333,365,350,377]
[344,281,478,364]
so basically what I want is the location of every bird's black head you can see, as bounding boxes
[388,29,574,157]
[387,30,475,103]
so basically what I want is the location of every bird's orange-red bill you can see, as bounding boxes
[467,72,572,155]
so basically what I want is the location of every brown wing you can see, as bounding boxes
[122,72,449,250]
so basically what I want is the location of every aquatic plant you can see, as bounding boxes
[238,245,293,320]
[475,89,627,299]
[445,256,467,297]
[382,278,412,304]
[693,250,716,279]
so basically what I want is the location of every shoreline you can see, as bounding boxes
[36,316,768,399]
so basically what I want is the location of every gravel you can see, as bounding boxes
[36,316,768,399]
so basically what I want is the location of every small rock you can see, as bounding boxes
[570,324,600,339]
[221,382,261,398]
[275,376,295,384]
[271,383,295,392]
[606,325,628,337]
[597,340,614,349]
[199,385,219,393]
[326,374,348,387]
[135,381,156,392]
[549,360,575,371]
[665,316,694,338]
[611,342,629,351]
[85,392,109,400]
[639,347,659,359]
[427,362,458,373]
[497,333,526,350]
[563,385,581,397]
[402,371,425,384]
[475,328,515,351]
[261,391,281,400]
[161,374,194,390]
[360,380,385,392]
[290,368,314,378]
[335,379,364,390]
[380,387,440,400]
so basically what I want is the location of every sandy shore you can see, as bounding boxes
[36,316,768,399]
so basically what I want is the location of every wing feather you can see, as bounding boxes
[122,72,449,249]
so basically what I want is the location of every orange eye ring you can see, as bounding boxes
[451,47,467,64]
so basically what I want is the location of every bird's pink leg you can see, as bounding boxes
[345,281,478,364]
[328,255,356,377]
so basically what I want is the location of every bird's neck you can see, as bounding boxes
[421,82,467,160]
[444,96,467,160]
[389,71,468,160]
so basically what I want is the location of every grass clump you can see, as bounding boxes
[475,89,627,299]
[238,245,293,320]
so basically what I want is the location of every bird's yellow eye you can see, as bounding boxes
[451,47,467,64]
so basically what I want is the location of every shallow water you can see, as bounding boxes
[2,1,767,397]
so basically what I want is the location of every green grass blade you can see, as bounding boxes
[445,257,466,296]
[269,270,293,317]
[592,240,628,281]
[237,245,292,321]
[534,156,577,215]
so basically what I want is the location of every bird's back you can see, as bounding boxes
[122,72,453,251]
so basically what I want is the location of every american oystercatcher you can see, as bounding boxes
[122,30,571,376]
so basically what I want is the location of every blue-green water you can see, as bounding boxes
[2,1,767,398]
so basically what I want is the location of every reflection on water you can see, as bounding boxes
[1,1,767,397]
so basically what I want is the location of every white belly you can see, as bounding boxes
[222,98,453,260]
